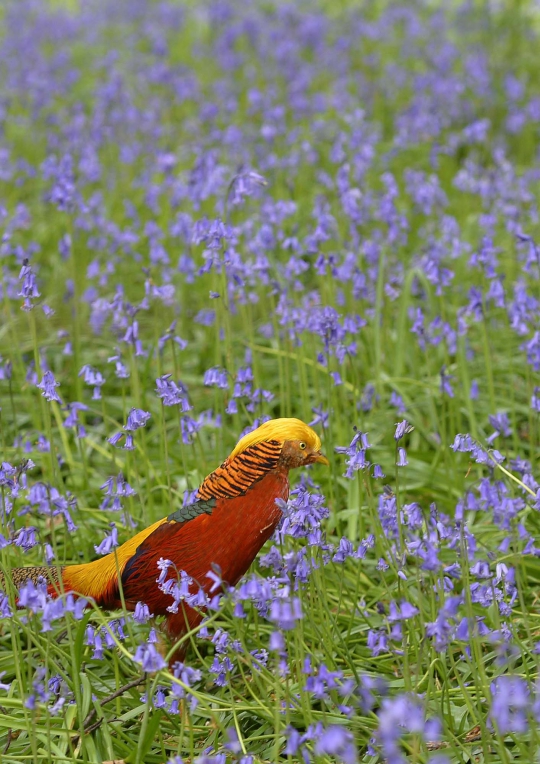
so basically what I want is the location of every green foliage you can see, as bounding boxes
[2,0,540,762]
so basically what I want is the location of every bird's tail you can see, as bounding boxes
[0,565,65,596]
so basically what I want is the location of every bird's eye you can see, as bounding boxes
[299,442,306,450]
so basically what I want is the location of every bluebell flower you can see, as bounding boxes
[314,725,358,764]
[79,365,105,400]
[133,602,152,624]
[203,367,229,388]
[108,432,124,447]
[426,596,461,651]
[108,354,130,379]
[194,309,216,326]
[269,597,302,630]
[124,408,151,431]
[18,579,46,610]
[336,429,371,477]
[367,630,388,657]
[396,447,408,466]
[0,595,13,618]
[376,693,441,762]
[158,320,188,352]
[389,392,406,413]
[490,676,530,733]
[155,375,191,410]
[440,367,454,397]
[18,261,40,311]
[64,402,89,437]
[224,728,242,754]
[134,642,166,673]
[487,411,512,443]
[309,405,329,428]
[284,726,302,756]
[333,537,355,563]
[94,524,118,555]
[394,420,413,440]
[36,371,62,403]
[14,526,38,551]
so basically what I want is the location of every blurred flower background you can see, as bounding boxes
[2,0,540,761]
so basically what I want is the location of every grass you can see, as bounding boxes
[2,0,540,762]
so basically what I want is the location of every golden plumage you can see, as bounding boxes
[228,417,322,460]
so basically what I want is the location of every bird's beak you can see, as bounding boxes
[313,450,329,466]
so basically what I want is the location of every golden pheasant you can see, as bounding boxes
[7,418,328,654]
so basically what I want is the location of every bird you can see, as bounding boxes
[5,418,328,659]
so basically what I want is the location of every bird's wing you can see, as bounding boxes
[166,497,217,524]
[64,497,216,605]
[120,497,217,590]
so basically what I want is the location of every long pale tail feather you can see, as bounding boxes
[0,517,167,604]
[2,561,194,668]
[0,559,120,603]
[0,565,64,592]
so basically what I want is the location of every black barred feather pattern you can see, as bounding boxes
[197,440,282,500]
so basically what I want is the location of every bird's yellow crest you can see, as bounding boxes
[229,417,322,459]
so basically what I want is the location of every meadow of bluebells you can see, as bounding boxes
[2,0,540,761]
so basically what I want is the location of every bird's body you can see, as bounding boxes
[5,418,327,656]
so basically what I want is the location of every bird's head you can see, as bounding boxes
[230,417,329,469]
